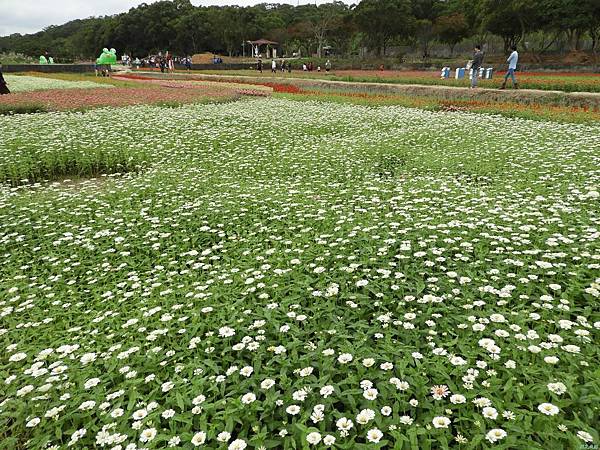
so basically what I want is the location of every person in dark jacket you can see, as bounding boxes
[470,45,484,88]
[0,63,10,95]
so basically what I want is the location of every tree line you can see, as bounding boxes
[1,0,599,62]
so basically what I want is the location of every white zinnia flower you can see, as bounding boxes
[26,417,40,427]
[162,409,175,419]
[80,353,96,364]
[9,352,27,362]
[241,393,256,404]
[381,406,392,416]
[363,388,378,400]
[139,428,157,443]
[132,409,148,420]
[336,417,354,431]
[432,416,451,428]
[217,431,231,442]
[356,408,375,425]
[399,415,414,425]
[450,394,466,404]
[538,403,560,416]
[366,428,383,443]
[482,407,498,420]
[261,378,275,389]
[306,432,322,445]
[240,366,254,377]
[577,431,594,443]
[84,378,101,389]
[161,381,174,392]
[228,439,247,450]
[320,385,334,398]
[323,435,336,446]
[337,353,353,364]
[547,382,567,395]
[191,431,207,446]
[286,405,301,415]
[486,428,507,443]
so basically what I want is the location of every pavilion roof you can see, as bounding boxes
[248,39,279,45]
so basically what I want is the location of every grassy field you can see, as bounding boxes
[1,97,599,449]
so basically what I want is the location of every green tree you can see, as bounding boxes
[411,0,445,59]
[353,0,416,56]
[434,13,470,56]
[304,2,349,58]
[480,0,542,53]
[541,0,599,52]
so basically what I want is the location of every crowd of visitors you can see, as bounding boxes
[301,60,332,72]
[258,59,333,74]
[121,53,193,72]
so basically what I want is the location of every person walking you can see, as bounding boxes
[166,53,174,73]
[257,59,263,73]
[271,59,277,73]
[470,45,484,88]
[501,46,519,89]
[0,63,10,95]
[325,59,332,72]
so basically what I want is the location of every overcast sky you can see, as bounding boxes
[1,0,353,36]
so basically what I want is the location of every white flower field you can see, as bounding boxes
[4,75,113,93]
[0,99,599,449]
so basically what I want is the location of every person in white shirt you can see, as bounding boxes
[501,46,519,89]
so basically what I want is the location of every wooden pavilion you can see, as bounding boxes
[248,39,280,59]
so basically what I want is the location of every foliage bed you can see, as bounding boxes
[195,69,600,93]
[0,80,249,118]
[4,75,114,93]
[274,91,600,124]
[0,99,599,449]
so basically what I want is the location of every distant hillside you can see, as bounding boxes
[1,0,598,64]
